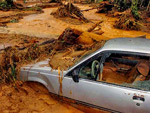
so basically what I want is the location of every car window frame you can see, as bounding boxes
[66,50,150,93]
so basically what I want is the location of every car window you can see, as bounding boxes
[99,52,150,91]
[68,40,106,69]
[78,56,102,80]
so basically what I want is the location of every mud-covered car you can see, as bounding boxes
[20,38,150,113]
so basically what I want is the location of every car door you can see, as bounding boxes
[69,77,150,113]
[65,51,150,113]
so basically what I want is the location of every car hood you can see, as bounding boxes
[21,59,68,76]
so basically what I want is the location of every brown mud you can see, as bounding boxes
[0,82,84,113]
[0,9,43,27]
[0,4,148,39]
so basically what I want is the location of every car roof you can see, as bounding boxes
[102,38,150,54]
[68,38,150,72]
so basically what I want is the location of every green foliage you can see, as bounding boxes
[113,0,141,19]
[23,0,26,4]
[0,1,12,9]
[10,19,19,23]
[114,0,129,11]
[131,0,140,19]
[11,65,16,82]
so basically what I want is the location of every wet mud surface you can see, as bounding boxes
[0,4,149,39]
[0,82,83,113]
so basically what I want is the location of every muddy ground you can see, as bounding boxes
[0,3,150,113]
[1,4,150,38]
[0,82,83,113]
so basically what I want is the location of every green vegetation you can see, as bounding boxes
[113,0,150,19]
[0,1,12,9]
[131,0,140,19]
[10,19,19,23]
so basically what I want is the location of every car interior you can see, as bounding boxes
[79,53,150,85]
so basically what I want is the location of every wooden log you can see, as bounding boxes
[87,20,103,32]
[93,30,104,35]
[77,31,109,45]
[81,8,97,12]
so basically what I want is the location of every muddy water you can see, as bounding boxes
[4,4,150,39]
[6,7,94,38]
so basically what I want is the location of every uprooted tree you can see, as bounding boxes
[97,0,150,31]
[99,0,150,18]
[51,3,89,22]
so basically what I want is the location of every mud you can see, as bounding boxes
[0,10,43,27]
[0,82,83,113]
[0,4,148,39]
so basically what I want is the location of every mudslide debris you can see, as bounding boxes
[114,10,142,30]
[0,27,108,83]
[96,1,113,13]
[51,3,89,22]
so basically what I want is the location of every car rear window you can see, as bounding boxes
[99,52,150,91]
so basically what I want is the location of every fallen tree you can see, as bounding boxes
[51,3,89,22]
[94,1,150,32]
[114,9,142,30]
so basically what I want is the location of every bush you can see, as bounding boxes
[0,1,12,9]
[0,0,14,10]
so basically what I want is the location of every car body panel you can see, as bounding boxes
[69,78,150,113]
[20,59,67,94]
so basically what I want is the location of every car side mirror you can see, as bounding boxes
[72,69,79,83]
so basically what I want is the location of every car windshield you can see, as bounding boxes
[68,47,101,69]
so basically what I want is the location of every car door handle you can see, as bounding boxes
[133,96,145,103]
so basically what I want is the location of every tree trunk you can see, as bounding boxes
[146,0,150,11]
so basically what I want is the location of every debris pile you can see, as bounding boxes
[95,1,150,32]
[0,35,55,83]
[114,10,142,30]
[53,27,107,51]
[49,27,107,70]
[51,3,89,22]
[96,1,113,13]
[0,26,108,83]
